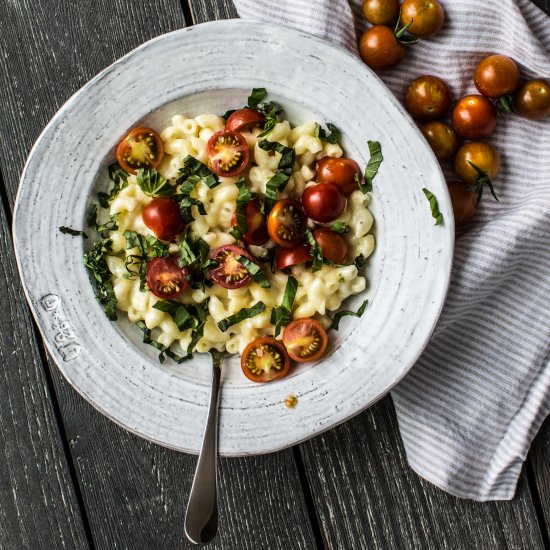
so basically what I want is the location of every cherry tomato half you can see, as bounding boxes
[241,337,291,383]
[209,244,255,289]
[313,228,348,264]
[316,157,361,196]
[225,108,266,133]
[474,54,520,98]
[515,80,550,120]
[142,197,185,241]
[302,183,346,223]
[405,76,451,121]
[452,95,497,141]
[276,245,312,271]
[206,130,250,177]
[454,142,501,186]
[420,121,458,161]
[231,199,269,246]
[359,26,405,71]
[362,0,400,25]
[146,255,189,299]
[267,199,306,248]
[400,0,445,38]
[447,180,477,228]
[116,127,164,175]
[282,318,329,363]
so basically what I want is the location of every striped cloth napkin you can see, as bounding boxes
[233,0,550,500]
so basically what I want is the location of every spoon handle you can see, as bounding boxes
[184,352,225,545]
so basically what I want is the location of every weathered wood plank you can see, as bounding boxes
[0,1,317,548]
[0,175,90,549]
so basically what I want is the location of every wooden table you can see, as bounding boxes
[1,1,549,548]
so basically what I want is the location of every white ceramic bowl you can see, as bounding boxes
[13,20,453,455]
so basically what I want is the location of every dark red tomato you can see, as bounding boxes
[206,130,249,177]
[358,26,405,71]
[276,245,311,270]
[420,121,458,161]
[301,183,346,223]
[400,0,445,38]
[405,76,451,121]
[362,0,400,25]
[452,95,497,140]
[447,180,477,228]
[515,80,550,120]
[474,55,520,98]
[282,319,328,363]
[454,142,501,186]
[241,337,291,383]
[312,228,348,264]
[209,244,255,289]
[146,255,189,299]
[267,199,306,248]
[231,199,269,246]
[116,127,164,175]
[316,157,361,196]
[142,197,185,241]
[225,108,266,133]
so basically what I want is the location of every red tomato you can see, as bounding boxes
[116,127,164,175]
[146,256,189,299]
[452,95,497,140]
[206,130,249,177]
[358,26,405,71]
[276,245,312,270]
[405,76,451,121]
[420,121,458,161]
[454,142,501,186]
[241,337,291,383]
[209,245,255,289]
[225,108,266,132]
[231,199,269,246]
[400,0,445,38]
[362,0,400,25]
[515,80,550,120]
[312,228,348,264]
[282,319,329,363]
[142,197,185,241]
[316,157,361,196]
[447,181,477,228]
[267,199,306,248]
[474,55,520,98]
[301,183,346,223]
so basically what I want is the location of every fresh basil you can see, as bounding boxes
[217,302,266,332]
[362,140,383,193]
[422,188,443,226]
[177,233,215,290]
[83,239,117,320]
[258,139,296,211]
[178,196,207,224]
[236,256,270,288]
[329,221,349,234]
[98,163,129,207]
[354,254,366,269]
[59,226,88,238]
[305,230,323,272]
[248,88,268,109]
[316,123,342,144]
[270,276,298,336]
[136,169,175,197]
[135,321,190,364]
[178,155,219,189]
[153,300,196,332]
[123,231,169,289]
[229,178,253,240]
[258,102,281,137]
[87,205,118,235]
[329,298,369,330]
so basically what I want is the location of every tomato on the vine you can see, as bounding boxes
[515,80,550,120]
[358,26,405,71]
[209,244,254,289]
[276,245,311,271]
[452,95,497,140]
[241,337,291,383]
[447,181,477,228]
[231,199,269,246]
[362,0,400,25]
[312,228,348,264]
[146,256,189,299]
[316,157,361,196]
[454,142,501,186]
[420,121,458,161]
[302,183,346,223]
[116,127,164,174]
[225,108,266,133]
[282,319,328,363]
[405,76,451,121]
[474,54,520,98]
[400,0,445,38]
[142,197,185,241]
[267,199,306,248]
[206,130,249,177]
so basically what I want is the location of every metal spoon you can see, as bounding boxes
[184,350,227,545]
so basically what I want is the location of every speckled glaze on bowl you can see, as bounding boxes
[12,20,453,456]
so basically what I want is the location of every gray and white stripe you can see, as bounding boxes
[234,0,550,500]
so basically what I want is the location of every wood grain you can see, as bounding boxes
[0,1,316,549]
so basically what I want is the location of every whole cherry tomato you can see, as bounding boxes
[316,157,361,196]
[142,197,185,241]
[405,76,452,121]
[359,26,405,71]
[452,95,497,140]
[302,183,346,223]
[362,0,400,25]
[312,228,348,264]
[225,108,266,133]
[400,0,445,38]
[454,142,501,186]
[447,180,477,228]
[474,55,520,98]
[420,122,459,161]
[515,80,550,120]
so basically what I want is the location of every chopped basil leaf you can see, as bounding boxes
[317,123,342,144]
[59,226,88,238]
[217,301,266,332]
[135,321,190,364]
[305,230,323,272]
[329,221,349,234]
[136,169,175,197]
[88,205,118,235]
[264,172,291,212]
[123,231,169,289]
[422,188,443,226]
[258,139,296,211]
[229,178,252,240]
[354,254,366,268]
[178,155,219,189]
[248,88,268,109]
[270,276,298,336]
[83,239,117,320]
[236,256,271,288]
[153,299,197,332]
[178,196,207,224]
[329,299,369,330]
[362,140,383,193]
[258,102,281,137]
[98,163,129,207]
[177,233,213,290]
